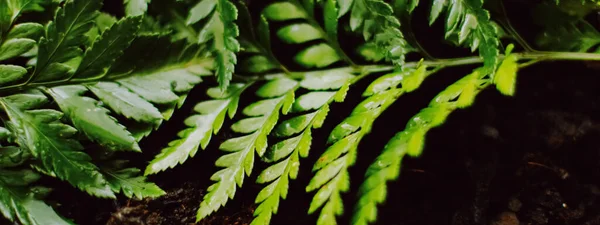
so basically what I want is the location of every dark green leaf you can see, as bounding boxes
[0,91,114,198]
[124,0,150,16]
[0,179,73,225]
[0,38,36,61]
[187,0,217,24]
[74,16,142,80]
[6,23,43,40]
[0,65,27,85]
[104,168,165,200]
[34,0,102,82]
[145,84,247,175]
[428,0,500,73]
[88,82,163,125]
[48,85,140,152]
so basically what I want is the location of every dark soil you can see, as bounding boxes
[13,60,597,225]
[104,182,255,225]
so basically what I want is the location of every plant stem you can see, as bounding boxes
[1,51,599,95]
[417,51,600,68]
[238,51,600,81]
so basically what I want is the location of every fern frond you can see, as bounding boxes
[104,168,165,199]
[196,78,298,221]
[0,1,44,86]
[251,68,355,225]
[0,91,114,198]
[41,31,207,154]
[0,36,35,61]
[553,0,600,17]
[263,1,344,68]
[353,67,492,225]
[346,0,412,66]
[356,42,387,63]
[537,19,600,52]
[0,0,43,37]
[98,34,208,138]
[393,0,420,14]
[47,85,140,152]
[73,16,142,80]
[187,0,240,90]
[0,146,28,168]
[107,33,207,78]
[102,160,164,200]
[493,44,518,96]
[0,65,27,86]
[124,0,151,16]
[145,83,249,174]
[0,169,73,225]
[84,13,118,46]
[33,0,102,82]
[429,0,500,73]
[237,2,285,74]
[307,64,428,225]
[87,82,163,126]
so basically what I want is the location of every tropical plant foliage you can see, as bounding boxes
[0,0,599,224]
[0,0,206,224]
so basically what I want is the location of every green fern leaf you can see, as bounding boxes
[6,22,44,40]
[251,68,355,225]
[429,0,500,73]
[103,167,165,200]
[263,1,343,68]
[0,0,43,37]
[0,38,35,61]
[0,16,42,62]
[263,1,308,21]
[353,67,490,225]
[0,170,73,225]
[393,0,419,13]
[188,0,239,90]
[47,85,140,152]
[124,0,151,16]
[106,35,204,106]
[277,24,321,44]
[493,45,518,96]
[0,169,40,187]
[0,23,43,61]
[0,65,27,85]
[306,64,429,225]
[106,33,207,83]
[552,0,600,17]
[34,0,102,82]
[356,43,386,62]
[0,3,43,85]
[324,0,339,43]
[73,16,142,80]
[536,19,600,52]
[117,68,201,105]
[115,74,202,138]
[145,83,249,175]
[187,0,217,24]
[87,82,163,126]
[196,78,298,221]
[101,34,207,139]
[84,13,117,45]
[0,146,28,168]
[237,2,284,74]
[348,0,411,66]
[0,91,114,198]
